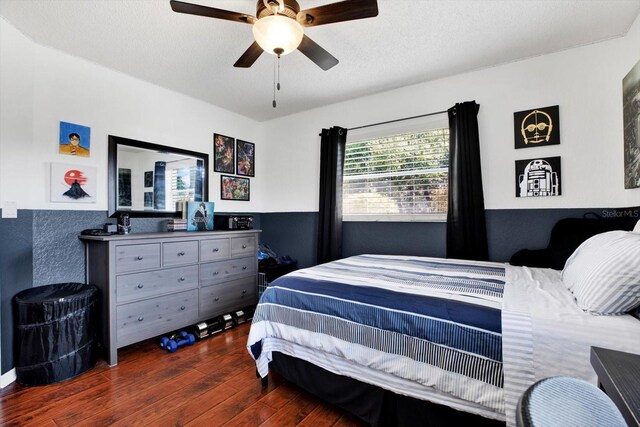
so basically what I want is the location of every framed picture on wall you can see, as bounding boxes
[221,175,250,201]
[50,163,97,203]
[214,133,235,173]
[144,171,153,187]
[515,156,561,197]
[514,105,560,149]
[236,140,255,177]
[59,121,91,157]
[144,191,153,208]
[623,58,640,189]
[118,168,132,206]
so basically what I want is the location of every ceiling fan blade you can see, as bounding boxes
[297,35,339,71]
[296,0,378,27]
[170,0,256,24]
[234,42,264,68]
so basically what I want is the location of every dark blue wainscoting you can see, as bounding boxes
[0,210,260,375]
[0,207,636,375]
[0,209,34,374]
[260,212,318,268]
[258,207,639,268]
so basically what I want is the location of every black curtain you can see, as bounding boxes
[317,126,347,265]
[446,101,488,261]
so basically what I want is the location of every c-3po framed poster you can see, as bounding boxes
[514,105,560,149]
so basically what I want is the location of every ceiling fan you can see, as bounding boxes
[169,0,379,71]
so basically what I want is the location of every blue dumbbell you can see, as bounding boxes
[160,331,195,353]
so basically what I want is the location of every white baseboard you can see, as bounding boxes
[1,368,16,388]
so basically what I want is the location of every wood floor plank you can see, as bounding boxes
[297,400,349,427]
[0,369,107,423]
[71,368,206,427]
[139,382,238,427]
[257,388,319,427]
[0,323,364,427]
[53,360,203,426]
[258,380,301,411]
[221,402,278,427]
[184,380,273,426]
[113,375,237,427]
[20,417,58,427]
[333,413,369,427]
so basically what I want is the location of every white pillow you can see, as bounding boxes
[634,219,640,233]
[562,230,640,315]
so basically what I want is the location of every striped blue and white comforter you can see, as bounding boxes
[247,255,507,419]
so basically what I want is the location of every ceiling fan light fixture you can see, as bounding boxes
[252,15,304,56]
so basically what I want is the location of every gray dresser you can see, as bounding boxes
[80,230,260,365]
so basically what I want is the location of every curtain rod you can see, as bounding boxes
[348,110,448,132]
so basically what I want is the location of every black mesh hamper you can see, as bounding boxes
[14,283,99,386]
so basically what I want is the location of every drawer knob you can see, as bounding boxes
[213,248,219,252]
[242,245,247,249]
[214,297,220,302]
[242,266,247,270]
[242,289,247,294]
[179,277,186,282]
[138,316,144,322]
[136,256,144,261]
[178,251,185,256]
[181,306,186,310]
[137,284,144,289]
[213,271,219,276]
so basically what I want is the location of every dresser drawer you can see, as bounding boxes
[200,256,256,286]
[116,243,161,273]
[199,277,256,319]
[200,238,230,262]
[116,289,198,347]
[116,265,198,304]
[163,241,198,267]
[231,236,256,257]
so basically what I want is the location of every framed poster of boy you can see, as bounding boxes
[59,121,91,157]
[514,105,560,149]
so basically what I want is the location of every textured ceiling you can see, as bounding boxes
[1,0,639,122]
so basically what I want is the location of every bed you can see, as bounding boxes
[247,247,640,426]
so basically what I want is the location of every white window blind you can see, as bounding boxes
[343,115,449,222]
[168,166,196,208]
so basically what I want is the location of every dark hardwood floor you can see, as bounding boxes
[0,323,366,426]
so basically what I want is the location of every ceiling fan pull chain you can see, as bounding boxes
[272,56,277,108]
[277,56,281,91]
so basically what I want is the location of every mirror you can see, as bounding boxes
[108,135,209,218]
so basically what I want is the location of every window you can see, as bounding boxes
[168,166,197,208]
[343,115,449,222]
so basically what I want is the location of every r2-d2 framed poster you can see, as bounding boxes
[515,156,562,198]
[514,105,560,149]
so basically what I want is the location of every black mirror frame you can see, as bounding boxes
[108,135,209,218]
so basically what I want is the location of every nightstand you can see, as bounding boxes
[591,346,640,427]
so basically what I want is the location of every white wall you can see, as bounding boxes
[0,18,265,214]
[3,13,640,216]
[0,18,35,209]
[261,13,640,212]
